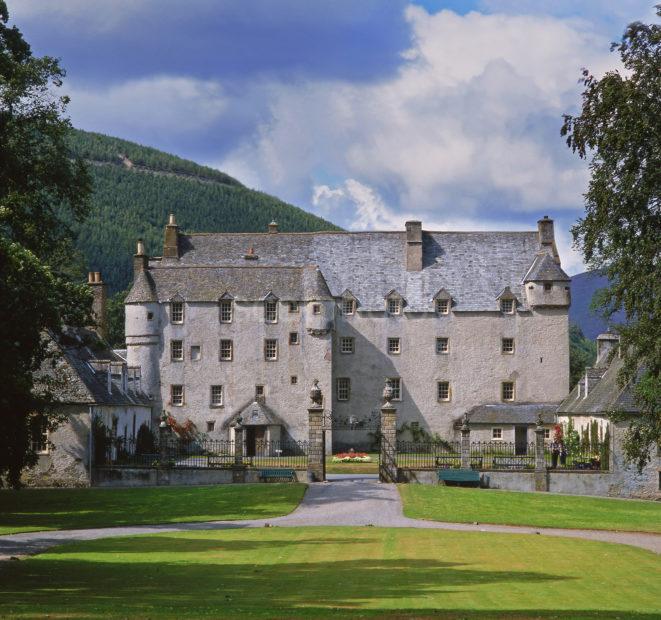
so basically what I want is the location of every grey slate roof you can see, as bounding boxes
[557,355,639,415]
[125,270,157,304]
[37,328,151,407]
[523,252,570,282]
[129,265,332,303]
[461,403,558,425]
[224,400,284,427]
[131,229,550,311]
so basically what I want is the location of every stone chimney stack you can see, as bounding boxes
[163,213,179,259]
[405,221,423,272]
[537,215,554,247]
[268,220,279,234]
[596,332,619,366]
[88,271,108,340]
[133,238,148,275]
[537,215,560,264]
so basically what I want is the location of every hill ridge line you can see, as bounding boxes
[85,158,239,188]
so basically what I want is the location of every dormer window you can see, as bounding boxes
[436,299,450,315]
[544,282,553,292]
[387,298,401,315]
[342,298,355,315]
[500,299,514,314]
[171,301,184,323]
[219,299,233,323]
[312,304,321,315]
[264,300,278,323]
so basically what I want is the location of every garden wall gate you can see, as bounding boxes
[320,410,382,481]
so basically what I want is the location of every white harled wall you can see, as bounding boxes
[129,299,333,441]
[332,307,569,449]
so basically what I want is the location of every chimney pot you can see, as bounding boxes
[88,272,94,284]
[168,213,177,226]
[268,220,278,234]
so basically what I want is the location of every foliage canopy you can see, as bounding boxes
[561,8,661,470]
[0,1,92,487]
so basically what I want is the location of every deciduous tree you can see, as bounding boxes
[0,1,91,487]
[561,8,660,470]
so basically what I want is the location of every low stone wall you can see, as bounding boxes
[399,467,660,499]
[93,467,307,487]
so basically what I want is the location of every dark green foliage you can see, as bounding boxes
[562,9,661,471]
[0,2,92,487]
[135,423,156,456]
[91,417,111,467]
[67,129,342,294]
[105,288,128,347]
[568,323,597,388]
[69,129,243,187]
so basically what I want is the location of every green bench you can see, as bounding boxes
[437,468,481,486]
[260,468,296,482]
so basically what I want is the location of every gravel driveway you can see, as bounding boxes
[2,478,659,559]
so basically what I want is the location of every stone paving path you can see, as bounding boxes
[2,477,659,560]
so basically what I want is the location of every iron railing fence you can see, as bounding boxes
[544,441,610,471]
[99,437,309,470]
[396,441,463,470]
[471,441,537,470]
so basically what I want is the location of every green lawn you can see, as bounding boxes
[400,485,661,533]
[1,527,659,618]
[0,484,306,535]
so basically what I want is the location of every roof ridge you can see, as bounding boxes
[182,230,538,237]
[149,264,319,270]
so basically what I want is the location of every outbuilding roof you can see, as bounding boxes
[461,403,559,426]
[36,328,152,407]
[557,355,639,415]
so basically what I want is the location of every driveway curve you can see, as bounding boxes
[2,478,660,560]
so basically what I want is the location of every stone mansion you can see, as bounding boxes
[125,215,571,451]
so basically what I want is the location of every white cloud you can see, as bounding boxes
[66,76,227,140]
[218,5,617,231]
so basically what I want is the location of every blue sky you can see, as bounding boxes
[10,1,657,273]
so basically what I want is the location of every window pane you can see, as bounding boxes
[171,301,184,323]
[337,378,350,400]
[340,337,354,354]
[436,337,449,354]
[220,340,233,360]
[211,385,223,406]
[265,339,278,360]
[502,382,514,400]
[389,378,401,400]
[289,332,299,345]
[288,301,299,313]
[219,300,232,322]
[437,381,450,401]
[502,338,514,353]
[265,301,278,322]
[388,338,400,354]
[342,299,355,315]
[436,299,449,314]
[190,345,201,361]
[501,299,514,313]
[171,385,184,405]
[171,340,183,360]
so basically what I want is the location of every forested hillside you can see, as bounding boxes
[569,270,626,339]
[67,129,341,293]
